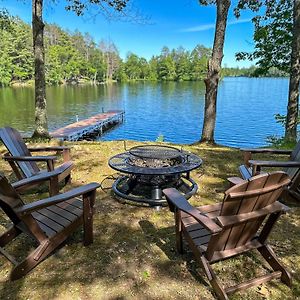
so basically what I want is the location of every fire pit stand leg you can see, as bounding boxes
[151,186,163,210]
[151,185,162,200]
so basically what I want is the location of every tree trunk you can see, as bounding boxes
[285,0,300,142]
[94,70,97,84]
[32,0,49,139]
[200,0,230,143]
[106,52,110,82]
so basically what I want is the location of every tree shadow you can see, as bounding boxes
[138,209,300,300]
[0,142,299,299]
[0,187,211,299]
[138,219,211,289]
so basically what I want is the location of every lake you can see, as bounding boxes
[0,77,289,147]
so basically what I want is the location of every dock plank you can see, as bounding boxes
[50,110,124,141]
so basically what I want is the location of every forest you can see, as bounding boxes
[0,13,287,87]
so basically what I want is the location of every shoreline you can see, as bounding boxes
[3,75,290,88]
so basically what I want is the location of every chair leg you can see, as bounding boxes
[258,244,292,286]
[10,240,54,280]
[83,191,96,246]
[49,176,59,197]
[65,174,71,185]
[62,149,71,162]
[176,230,184,254]
[286,189,300,202]
[0,226,21,247]
[175,210,184,254]
[199,256,229,300]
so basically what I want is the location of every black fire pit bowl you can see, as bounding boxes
[108,145,203,207]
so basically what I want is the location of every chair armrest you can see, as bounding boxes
[240,148,292,155]
[3,155,57,171]
[15,182,101,216]
[28,146,71,162]
[241,148,292,167]
[249,160,300,168]
[12,168,62,190]
[27,146,70,152]
[163,188,222,234]
[249,160,300,176]
[12,161,73,192]
[3,155,57,162]
[227,177,246,186]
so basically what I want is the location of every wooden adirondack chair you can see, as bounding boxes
[0,127,74,196]
[0,173,100,280]
[231,142,300,201]
[163,172,292,300]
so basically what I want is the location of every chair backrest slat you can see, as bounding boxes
[217,175,268,251]
[285,140,300,178]
[0,127,40,178]
[0,174,46,240]
[290,140,300,161]
[0,174,24,224]
[213,172,289,252]
[235,173,286,248]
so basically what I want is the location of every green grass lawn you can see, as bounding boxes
[0,141,299,300]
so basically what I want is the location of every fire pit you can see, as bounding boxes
[108,145,202,206]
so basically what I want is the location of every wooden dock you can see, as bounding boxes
[50,110,124,141]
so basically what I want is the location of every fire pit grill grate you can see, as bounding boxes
[129,145,182,160]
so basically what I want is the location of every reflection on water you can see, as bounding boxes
[0,78,288,147]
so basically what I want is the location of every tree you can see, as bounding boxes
[174,46,190,81]
[236,0,299,142]
[1,8,213,86]
[158,55,176,81]
[0,12,33,85]
[157,47,176,81]
[190,45,210,81]
[199,0,231,143]
[148,56,158,80]
[125,52,141,80]
[286,0,300,141]
[30,0,130,138]
[32,0,48,138]
[199,0,297,143]
[99,39,121,81]
[139,57,149,79]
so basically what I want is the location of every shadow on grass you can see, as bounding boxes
[138,208,300,300]
[139,219,211,288]
[0,189,208,299]
[0,142,299,299]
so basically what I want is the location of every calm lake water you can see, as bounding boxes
[0,77,289,147]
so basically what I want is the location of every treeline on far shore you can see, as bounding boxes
[0,12,288,87]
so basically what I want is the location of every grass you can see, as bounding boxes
[0,140,299,300]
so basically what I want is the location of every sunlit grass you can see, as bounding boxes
[0,141,299,299]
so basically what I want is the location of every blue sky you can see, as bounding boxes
[1,0,257,67]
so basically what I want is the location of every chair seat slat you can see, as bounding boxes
[56,200,82,216]
[65,198,83,209]
[32,212,64,233]
[38,208,72,228]
[36,221,57,238]
[47,205,79,221]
